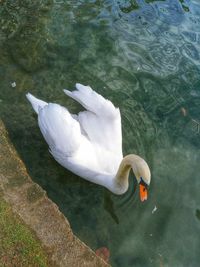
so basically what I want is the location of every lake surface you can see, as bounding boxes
[1,0,200,266]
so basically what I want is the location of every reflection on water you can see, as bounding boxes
[1,0,200,266]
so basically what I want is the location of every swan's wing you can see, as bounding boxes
[37,102,108,174]
[64,83,117,116]
[38,103,82,156]
[64,83,122,156]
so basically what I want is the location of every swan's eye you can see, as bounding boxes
[139,177,147,187]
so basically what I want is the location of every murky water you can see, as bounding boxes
[1,0,200,266]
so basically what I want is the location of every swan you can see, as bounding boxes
[26,83,151,201]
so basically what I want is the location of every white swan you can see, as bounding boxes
[26,83,151,201]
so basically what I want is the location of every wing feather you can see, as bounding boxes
[64,83,122,157]
[38,103,81,156]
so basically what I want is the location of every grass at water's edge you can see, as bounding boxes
[0,197,50,267]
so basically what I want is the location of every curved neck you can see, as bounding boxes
[113,154,144,194]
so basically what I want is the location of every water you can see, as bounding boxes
[1,0,200,266]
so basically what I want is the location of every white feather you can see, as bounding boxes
[26,83,151,196]
[26,84,123,191]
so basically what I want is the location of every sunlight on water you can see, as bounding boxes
[0,0,200,266]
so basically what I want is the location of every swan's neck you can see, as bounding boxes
[112,154,145,195]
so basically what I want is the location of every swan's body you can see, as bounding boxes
[26,83,151,200]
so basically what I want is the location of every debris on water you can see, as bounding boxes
[150,233,153,237]
[11,82,16,88]
[152,205,157,214]
[180,107,187,117]
[95,247,110,263]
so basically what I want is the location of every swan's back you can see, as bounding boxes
[26,84,123,177]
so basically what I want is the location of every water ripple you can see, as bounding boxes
[156,0,185,26]
[148,41,181,73]
[181,42,200,61]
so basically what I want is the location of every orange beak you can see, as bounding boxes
[140,184,148,202]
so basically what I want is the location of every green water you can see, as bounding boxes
[1,0,200,266]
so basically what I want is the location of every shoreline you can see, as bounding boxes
[0,119,110,267]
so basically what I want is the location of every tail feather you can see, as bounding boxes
[26,93,47,114]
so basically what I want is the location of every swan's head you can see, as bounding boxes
[115,154,151,199]
[132,156,151,202]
